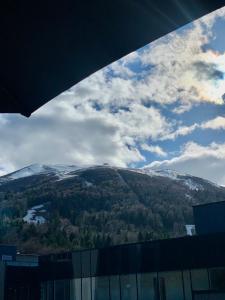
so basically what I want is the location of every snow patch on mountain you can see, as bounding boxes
[139,167,205,191]
[6,164,47,180]
[140,167,186,179]
[183,179,203,191]
[84,180,93,187]
[23,204,46,225]
[1,164,82,182]
[185,193,193,200]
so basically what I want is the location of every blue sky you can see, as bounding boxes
[1,7,225,185]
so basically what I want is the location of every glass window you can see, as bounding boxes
[110,275,120,300]
[159,271,184,300]
[92,276,109,300]
[191,269,209,291]
[120,274,137,300]
[54,280,70,300]
[64,280,70,299]
[121,245,138,274]
[209,268,225,290]
[183,271,192,300]
[137,273,158,300]
[41,283,47,300]
[158,277,166,300]
[70,279,82,300]
[82,278,91,300]
[54,280,64,300]
[91,250,99,277]
[82,251,91,278]
[47,281,54,300]
[72,252,82,278]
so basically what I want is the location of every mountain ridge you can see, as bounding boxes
[0,163,221,188]
[0,164,224,254]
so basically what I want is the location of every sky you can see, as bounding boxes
[1,7,225,185]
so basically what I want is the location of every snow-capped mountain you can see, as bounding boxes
[140,168,205,191]
[0,164,81,181]
[0,164,224,254]
[0,164,220,192]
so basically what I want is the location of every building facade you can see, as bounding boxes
[39,234,225,300]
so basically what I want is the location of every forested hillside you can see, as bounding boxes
[0,165,224,254]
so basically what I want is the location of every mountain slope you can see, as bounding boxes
[0,164,224,254]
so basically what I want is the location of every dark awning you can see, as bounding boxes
[1,0,225,117]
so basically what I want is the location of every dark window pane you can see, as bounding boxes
[92,276,109,300]
[54,280,70,300]
[121,245,138,274]
[183,271,192,300]
[159,271,184,300]
[121,274,137,300]
[64,280,70,299]
[139,243,158,273]
[91,250,99,277]
[137,273,157,300]
[191,269,209,291]
[209,268,225,290]
[110,276,120,300]
[159,277,166,300]
[72,252,82,278]
[70,279,81,300]
[82,251,91,278]
[54,280,64,300]
[107,247,122,275]
[47,281,54,300]
[41,283,47,300]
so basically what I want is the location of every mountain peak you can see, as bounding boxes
[0,164,221,189]
[1,163,83,181]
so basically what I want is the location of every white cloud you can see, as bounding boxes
[0,100,172,174]
[202,116,225,130]
[139,23,225,112]
[141,144,167,157]
[1,7,225,176]
[148,141,225,185]
[161,124,198,141]
[56,6,225,117]
[161,116,225,141]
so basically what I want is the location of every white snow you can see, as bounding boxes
[7,164,47,180]
[84,180,93,187]
[182,179,203,191]
[56,173,78,181]
[23,204,46,225]
[185,225,196,236]
[140,167,186,180]
[139,167,205,191]
[185,193,193,200]
[2,164,82,182]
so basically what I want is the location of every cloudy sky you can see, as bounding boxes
[1,7,225,185]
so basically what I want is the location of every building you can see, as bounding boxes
[39,234,225,300]
[0,245,16,300]
[3,201,225,300]
[194,201,225,235]
[1,251,39,300]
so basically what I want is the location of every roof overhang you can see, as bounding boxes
[1,0,225,116]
